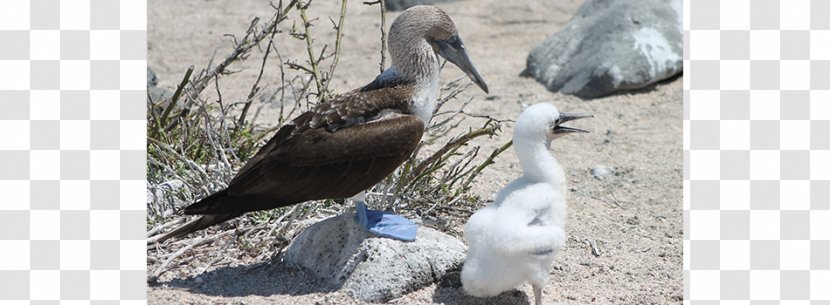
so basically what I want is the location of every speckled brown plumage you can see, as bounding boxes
[156,82,423,242]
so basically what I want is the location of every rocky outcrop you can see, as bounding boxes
[522,0,682,99]
[284,214,466,303]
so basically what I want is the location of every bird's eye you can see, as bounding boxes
[554,119,561,125]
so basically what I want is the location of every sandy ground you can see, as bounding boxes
[147,0,683,304]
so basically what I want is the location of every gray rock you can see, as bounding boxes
[146,67,174,111]
[384,0,457,11]
[147,67,158,88]
[148,86,173,105]
[285,214,467,303]
[522,0,682,99]
[591,165,613,178]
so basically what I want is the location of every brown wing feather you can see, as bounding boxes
[307,81,415,132]
[171,80,420,242]
[184,114,424,215]
[228,111,313,186]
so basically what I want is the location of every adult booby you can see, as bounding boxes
[156,5,488,243]
[460,103,590,305]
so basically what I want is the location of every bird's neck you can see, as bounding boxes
[388,41,441,123]
[515,136,566,187]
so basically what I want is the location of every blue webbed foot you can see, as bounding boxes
[354,201,418,241]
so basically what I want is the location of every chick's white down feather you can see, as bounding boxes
[461,103,572,300]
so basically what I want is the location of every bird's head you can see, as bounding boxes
[388,5,488,93]
[515,103,592,145]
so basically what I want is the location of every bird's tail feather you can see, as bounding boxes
[151,213,241,243]
[182,189,228,215]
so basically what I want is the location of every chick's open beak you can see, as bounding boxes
[552,112,593,135]
[436,35,489,94]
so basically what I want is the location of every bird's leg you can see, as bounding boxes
[352,192,370,228]
[532,284,543,305]
[350,191,418,241]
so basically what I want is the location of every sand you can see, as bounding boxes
[147,0,683,303]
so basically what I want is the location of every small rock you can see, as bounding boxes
[145,67,179,113]
[194,276,204,284]
[148,86,173,105]
[522,0,682,98]
[591,165,613,178]
[285,214,467,303]
[147,67,158,88]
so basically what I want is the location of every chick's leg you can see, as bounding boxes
[533,284,543,305]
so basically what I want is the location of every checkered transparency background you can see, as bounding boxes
[685,0,830,303]
[0,0,147,303]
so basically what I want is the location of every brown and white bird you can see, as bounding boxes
[155,5,488,243]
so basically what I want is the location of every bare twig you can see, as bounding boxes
[157,65,194,133]
[462,139,512,190]
[379,0,387,72]
[296,0,325,98]
[364,0,387,72]
[585,239,602,257]
[411,123,501,178]
[236,28,278,134]
[196,237,236,275]
[150,230,235,280]
[147,218,186,238]
[324,0,348,96]
[189,1,296,98]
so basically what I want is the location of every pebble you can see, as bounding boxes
[591,165,613,178]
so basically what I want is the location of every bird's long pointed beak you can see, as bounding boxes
[436,36,489,94]
[552,112,593,135]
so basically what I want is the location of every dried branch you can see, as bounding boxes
[411,122,501,178]
[236,29,278,134]
[189,1,296,98]
[159,66,192,123]
[296,0,325,98]
[363,0,387,72]
[324,0,349,95]
[462,139,512,190]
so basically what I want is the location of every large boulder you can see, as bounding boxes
[522,0,682,99]
[284,214,466,303]
[384,0,457,11]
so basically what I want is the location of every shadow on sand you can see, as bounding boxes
[153,259,341,298]
[431,271,532,305]
[153,259,532,304]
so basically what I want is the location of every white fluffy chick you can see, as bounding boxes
[461,102,591,305]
